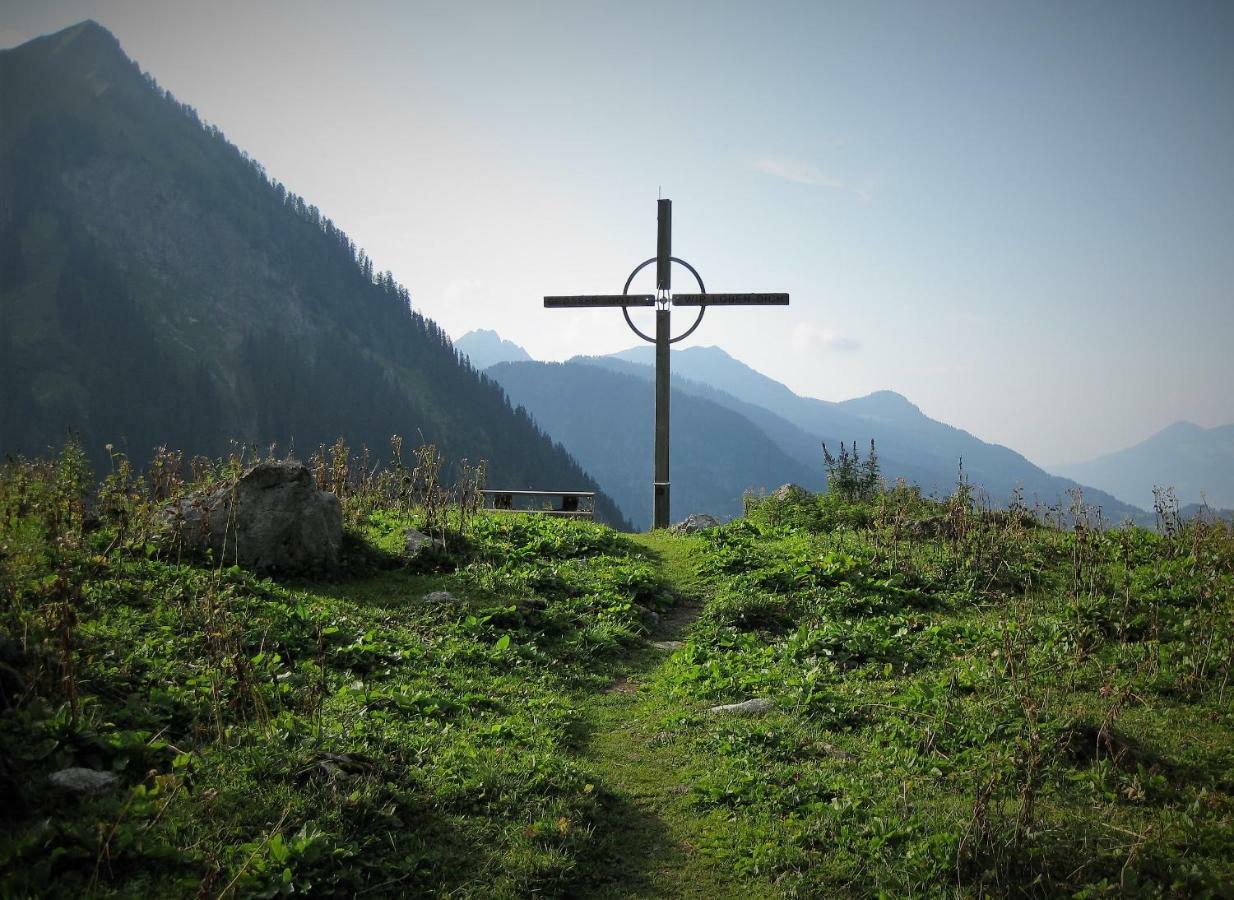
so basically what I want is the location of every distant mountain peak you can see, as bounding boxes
[682,344,734,359]
[1051,419,1234,510]
[610,343,765,374]
[67,19,113,37]
[8,19,135,88]
[839,390,923,422]
[29,19,122,56]
[1157,420,1204,437]
[454,329,533,369]
[861,389,915,406]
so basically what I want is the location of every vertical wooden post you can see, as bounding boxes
[654,306,670,529]
[653,198,672,530]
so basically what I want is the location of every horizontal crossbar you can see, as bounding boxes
[544,295,656,308]
[672,293,790,306]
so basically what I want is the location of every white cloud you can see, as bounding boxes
[752,156,845,189]
[792,321,860,353]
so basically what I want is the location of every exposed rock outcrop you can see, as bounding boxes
[171,461,341,575]
[773,484,811,503]
[671,513,721,534]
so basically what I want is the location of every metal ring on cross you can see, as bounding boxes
[621,256,708,344]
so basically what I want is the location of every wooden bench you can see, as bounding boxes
[481,490,596,520]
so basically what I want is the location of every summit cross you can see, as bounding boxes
[544,199,789,529]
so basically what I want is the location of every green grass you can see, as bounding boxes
[2,446,1233,897]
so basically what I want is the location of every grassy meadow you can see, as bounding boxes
[1,441,1232,897]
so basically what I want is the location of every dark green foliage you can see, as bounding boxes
[821,439,881,503]
[0,446,659,896]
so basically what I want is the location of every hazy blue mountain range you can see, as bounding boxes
[455,329,533,370]
[578,355,944,494]
[487,360,825,529]
[1051,421,1234,510]
[579,346,1146,523]
[0,22,630,527]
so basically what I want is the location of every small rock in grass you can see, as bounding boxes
[404,529,447,563]
[651,640,683,651]
[819,743,855,761]
[422,590,457,604]
[299,751,377,782]
[708,698,772,715]
[404,528,434,556]
[48,767,120,796]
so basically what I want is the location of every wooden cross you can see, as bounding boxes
[545,199,789,530]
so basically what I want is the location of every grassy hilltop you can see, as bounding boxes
[1,443,1232,897]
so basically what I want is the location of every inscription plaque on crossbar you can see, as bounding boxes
[544,199,789,529]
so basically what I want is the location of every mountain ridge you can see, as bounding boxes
[1051,420,1234,510]
[581,345,1147,523]
[455,329,534,370]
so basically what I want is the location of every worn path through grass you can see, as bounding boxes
[562,531,772,899]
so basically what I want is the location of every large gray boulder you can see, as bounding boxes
[172,461,341,574]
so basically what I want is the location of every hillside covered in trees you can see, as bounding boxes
[0,22,628,527]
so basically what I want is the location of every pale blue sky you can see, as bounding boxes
[3,0,1232,464]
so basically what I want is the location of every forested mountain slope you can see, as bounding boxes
[487,360,825,529]
[0,22,628,527]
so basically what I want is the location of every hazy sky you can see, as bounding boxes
[4,1,1232,465]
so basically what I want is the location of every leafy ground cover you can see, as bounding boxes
[1,444,1232,897]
